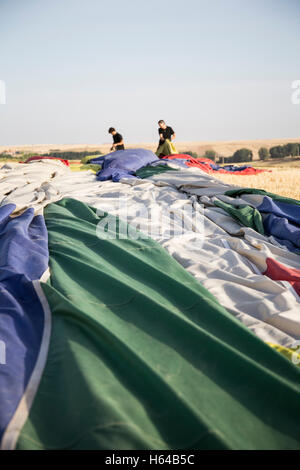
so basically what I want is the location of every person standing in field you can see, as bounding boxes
[155,120,178,157]
[108,127,125,151]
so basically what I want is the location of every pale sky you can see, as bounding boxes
[0,0,300,145]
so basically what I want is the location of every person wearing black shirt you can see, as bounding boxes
[108,127,125,151]
[158,123,175,145]
[156,120,178,157]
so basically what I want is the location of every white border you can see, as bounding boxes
[0,80,5,105]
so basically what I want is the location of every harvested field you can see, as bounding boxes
[214,168,300,200]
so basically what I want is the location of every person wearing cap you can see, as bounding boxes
[155,120,178,157]
[108,127,125,151]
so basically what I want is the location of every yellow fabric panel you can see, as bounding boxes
[155,139,178,157]
[267,342,300,367]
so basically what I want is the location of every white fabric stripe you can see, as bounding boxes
[1,281,52,450]
[40,268,50,283]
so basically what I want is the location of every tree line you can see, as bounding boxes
[258,143,300,160]
[184,142,300,163]
[183,149,253,163]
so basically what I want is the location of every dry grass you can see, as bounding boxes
[241,157,300,169]
[213,168,300,201]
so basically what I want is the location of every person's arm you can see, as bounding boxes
[171,133,176,141]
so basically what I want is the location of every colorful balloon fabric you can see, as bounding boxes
[0,155,299,450]
[162,154,269,175]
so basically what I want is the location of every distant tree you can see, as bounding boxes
[232,148,253,162]
[270,146,286,158]
[282,143,297,157]
[258,147,269,160]
[216,156,228,164]
[290,143,299,157]
[283,143,299,157]
[204,150,217,161]
[283,144,292,156]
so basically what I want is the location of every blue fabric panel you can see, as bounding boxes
[222,165,251,171]
[111,170,136,182]
[150,160,170,167]
[209,164,252,171]
[93,149,159,182]
[88,155,106,164]
[263,213,300,250]
[0,205,49,443]
[270,236,300,254]
[258,196,300,226]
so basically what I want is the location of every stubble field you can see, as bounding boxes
[214,168,300,200]
[213,158,300,200]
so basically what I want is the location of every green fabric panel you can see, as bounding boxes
[214,199,265,235]
[225,188,300,206]
[17,198,300,450]
[135,164,178,179]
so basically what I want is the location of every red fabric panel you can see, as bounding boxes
[162,154,215,173]
[264,257,300,296]
[162,154,269,175]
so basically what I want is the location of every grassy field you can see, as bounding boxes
[214,166,300,200]
[242,157,300,169]
[212,157,300,200]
